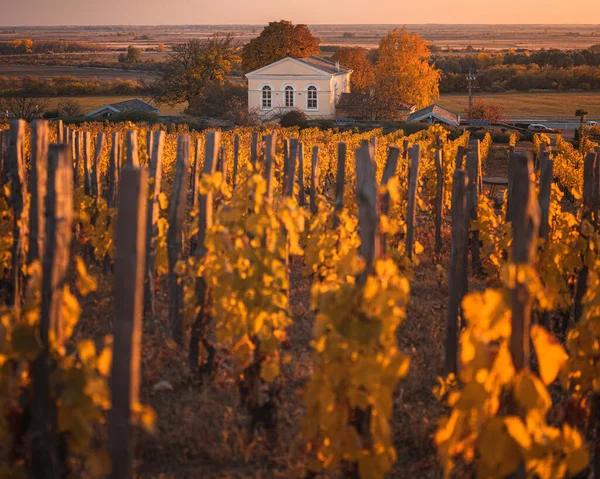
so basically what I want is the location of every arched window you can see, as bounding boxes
[284,85,295,107]
[307,85,318,110]
[261,85,272,109]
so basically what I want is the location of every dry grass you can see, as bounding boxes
[438,91,600,117]
[46,96,185,115]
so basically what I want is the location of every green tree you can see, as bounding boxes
[147,35,240,106]
[374,28,440,112]
[241,20,319,74]
[331,47,375,94]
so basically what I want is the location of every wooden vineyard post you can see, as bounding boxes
[190,131,221,374]
[310,145,320,215]
[435,137,444,255]
[56,119,63,144]
[220,145,228,185]
[446,169,469,375]
[406,145,420,261]
[264,133,276,201]
[455,145,466,170]
[297,142,307,206]
[8,120,27,307]
[232,133,240,189]
[283,138,290,184]
[250,131,258,167]
[28,120,49,265]
[356,142,379,280]
[466,140,481,273]
[126,130,139,168]
[108,132,121,208]
[574,151,598,323]
[333,142,347,229]
[378,146,400,256]
[144,131,165,316]
[146,130,154,164]
[167,135,190,345]
[510,152,540,371]
[506,146,517,222]
[31,143,73,479]
[284,139,298,198]
[74,131,81,187]
[83,131,92,196]
[189,138,202,255]
[538,148,554,242]
[91,132,104,202]
[109,166,147,479]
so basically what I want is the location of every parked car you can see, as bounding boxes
[585,120,598,127]
[527,123,561,133]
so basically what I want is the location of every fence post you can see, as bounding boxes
[406,145,420,261]
[190,131,220,374]
[232,134,240,189]
[167,135,190,345]
[574,151,598,323]
[91,133,104,202]
[356,142,378,284]
[378,146,400,256]
[510,152,540,371]
[297,142,306,206]
[284,139,298,198]
[56,120,63,144]
[28,120,49,265]
[73,131,81,188]
[83,131,92,196]
[446,169,469,375]
[538,149,554,242]
[333,142,347,229]
[264,133,276,201]
[250,131,258,167]
[31,143,73,479]
[310,146,320,215]
[8,120,27,307]
[144,131,165,316]
[455,145,466,170]
[466,140,481,273]
[109,166,147,479]
[108,132,121,208]
[435,137,444,254]
[126,130,139,168]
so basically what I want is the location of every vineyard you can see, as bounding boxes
[0,118,599,479]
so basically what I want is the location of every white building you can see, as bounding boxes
[245,56,352,120]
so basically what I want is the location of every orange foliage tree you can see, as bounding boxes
[375,28,440,110]
[467,99,505,123]
[331,47,375,94]
[241,20,320,74]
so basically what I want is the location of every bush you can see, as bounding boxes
[279,110,308,128]
[57,98,83,117]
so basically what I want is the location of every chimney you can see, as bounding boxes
[335,61,340,72]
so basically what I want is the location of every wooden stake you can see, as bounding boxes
[406,145,420,261]
[232,134,240,189]
[109,166,147,479]
[356,142,378,282]
[28,120,49,265]
[435,137,444,254]
[264,133,276,201]
[310,145,320,215]
[378,146,400,256]
[167,135,190,345]
[333,142,347,228]
[466,140,481,273]
[126,130,139,168]
[83,131,92,196]
[297,142,306,206]
[108,132,121,208]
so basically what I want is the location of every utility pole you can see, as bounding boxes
[467,70,477,118]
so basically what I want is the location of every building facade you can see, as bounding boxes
[245,56,352,120]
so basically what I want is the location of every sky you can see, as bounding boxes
[2,0,600,26]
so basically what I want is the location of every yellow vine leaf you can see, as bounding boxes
[86,449,112,478]
[75,256,97,296]
[531,325,567,385]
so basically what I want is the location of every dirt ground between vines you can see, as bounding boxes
[72,145,512,478]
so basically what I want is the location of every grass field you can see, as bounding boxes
[438,91,600,117]
[46,91,600,119]
[47,96,185,115]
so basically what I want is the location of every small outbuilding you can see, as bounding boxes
[407,104,460,127]
[86,98,159,119]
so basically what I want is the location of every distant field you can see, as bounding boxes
[0,64,151,81]
[438,92,600,117]
[47,96,184,115]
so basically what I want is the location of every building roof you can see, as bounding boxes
[407,104,460,126]
[86,98,159,117]
[245,56,352,77]
[296,56,352,76]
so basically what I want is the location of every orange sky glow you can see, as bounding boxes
[3,0,600,26]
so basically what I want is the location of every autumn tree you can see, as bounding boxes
[375,28,440,112]
[0,95,49,120]
[241,20,319,74]
[146,35,240,106]
[331,47,375,93]
[466,99,505,123]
